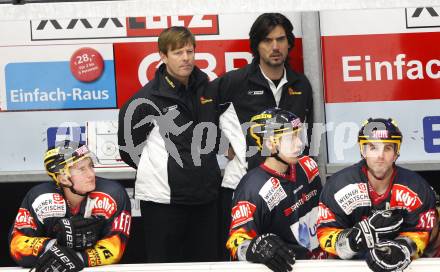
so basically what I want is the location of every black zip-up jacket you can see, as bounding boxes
[214,59,314,189]
[118,64,221,205]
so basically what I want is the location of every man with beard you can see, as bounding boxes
[317,118,436,272]
[214,13,314,259]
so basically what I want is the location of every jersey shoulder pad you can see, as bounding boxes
[298,156,319,182]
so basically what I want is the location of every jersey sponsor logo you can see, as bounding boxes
[112,210,131,236]
[259,177,288,211]
[334,183,371,215]
[32,193,67,223]
[230,201,256,229]
[284,189,318,216]
[290,206,320,251]
[317,202,337,225]
[390,184,423,212]
[416,208,436,230]
[293,184,304,194]
[88,192,117,219]
[14,208,37,230]
[298,156,319,182]
[372,130,389,139]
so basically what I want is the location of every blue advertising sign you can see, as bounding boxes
[47,126,86,148]
[5,61,116,110]
[423,116,440,153]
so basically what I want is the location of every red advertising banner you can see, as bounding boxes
[323,31,440,103]
[114,39,303,108]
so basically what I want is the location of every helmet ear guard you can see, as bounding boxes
[358,118,402,156]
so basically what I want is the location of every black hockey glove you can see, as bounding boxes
[365,239,412,272]
[354,209,403,250]
[336,210,402,259]
[55,215,105,250]
[246,233,296,272]
[32,244,84,272]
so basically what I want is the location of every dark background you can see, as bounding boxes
[1,171,439,267]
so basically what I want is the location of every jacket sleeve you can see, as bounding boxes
[226,178,262,260]
[397,181,437,258]
[316,178,353,256]
[303,75,314,156]
[118,93,155,169]
[82,185,132,267]
[9,192,53,268]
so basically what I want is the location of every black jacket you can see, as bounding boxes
[214,59,314,189]
[118,64,221,205]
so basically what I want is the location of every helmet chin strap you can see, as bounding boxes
[272,148,290,167]
[62,177,88,197]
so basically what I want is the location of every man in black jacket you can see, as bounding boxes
[215,13,314,260]
[118,26,221,262]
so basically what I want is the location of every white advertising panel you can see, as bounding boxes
[0,12,303,174]
[321,7,440,163]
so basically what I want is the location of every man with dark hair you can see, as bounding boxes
[118,26,221,262]
[214,13,314,260]
[9,141,131,272]
[317,118,436,272]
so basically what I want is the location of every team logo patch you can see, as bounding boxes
[200,96,213,104]
[317,202,337,225]
[259,177,287,211]
[298,156,319,182]
[334,183,371,215]
[88,192,117,219]
[288,87,302,95]
[230,201,256,229]
[14,208,37,230]
[32,193,66,223]
[416,209,436,231]
[390,184,422,212]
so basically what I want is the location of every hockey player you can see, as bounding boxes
[317,118,436,272]
[226,108,324,272]
[9,141,131,271]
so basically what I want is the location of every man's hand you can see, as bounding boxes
[33,244,84,272]
[365,240,412,272]
[246,233,296,272]
[336,210,403,259]
[55,215,105,250]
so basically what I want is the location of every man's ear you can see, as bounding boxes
[57,172,69,187]
[264,136,277,153]
[159,51,167,64]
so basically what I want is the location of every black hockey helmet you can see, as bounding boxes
[358,118,402,155]
[44,140,92,185]
[250,108,303,150]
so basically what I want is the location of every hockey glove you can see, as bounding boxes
[365,239,412,272]
[33,244,84,272]
[246,233,296,272]
[55,215,105,250]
